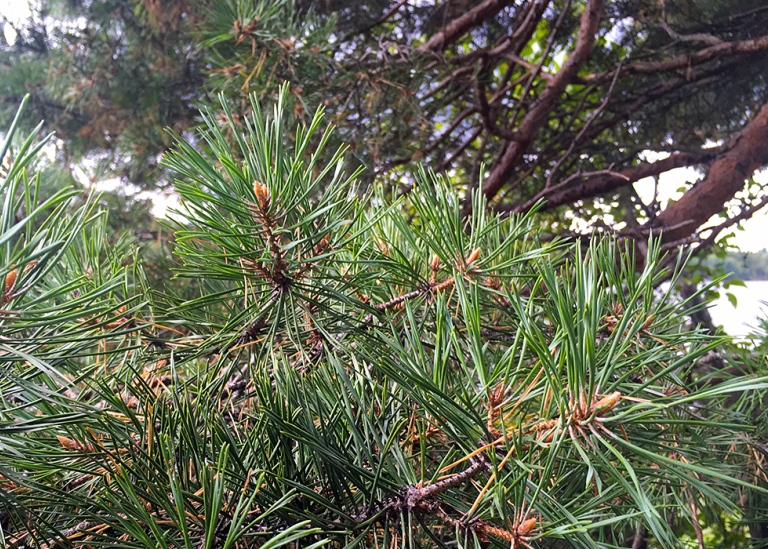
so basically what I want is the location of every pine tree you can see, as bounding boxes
[5,0,768,250]
[1,90,767,548]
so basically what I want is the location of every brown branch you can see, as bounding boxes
[248,182,290,288]
[659,22,722,46]
[652,101,768,243]
[474,79,519,140]
[662,193,768,254]
[505,151,715,214]
[449,0,551,65]
[503,52,555,80]
[420,65,475,102]
[418,0,516,55]
[474,0,604,211]
[410,458,489,503]
[632,524,647,549]
[583,33,768,83]
[420,107,478,158]
[505,0,571,135]
[437,126,483,171]
[545,58,623,188]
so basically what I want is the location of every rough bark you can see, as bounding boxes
[475,0,604,208]
[651,101,768,243]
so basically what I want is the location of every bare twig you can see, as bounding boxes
[341,0,409,43]
[545,58,624,188]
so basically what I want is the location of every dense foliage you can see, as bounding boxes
[1,93,767,548]
[2,0,768,252]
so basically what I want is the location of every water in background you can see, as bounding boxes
[709,280,768,337]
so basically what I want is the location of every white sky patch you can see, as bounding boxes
[1,0,32,45]
[89,177,180,219]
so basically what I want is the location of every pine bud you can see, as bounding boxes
[253,180,270,210]
[374,237,389,256]
[4,268,18,293]
[518,517,537,536]
[593,392,621,416]
[314,234,330,256]
[464,247,481,266]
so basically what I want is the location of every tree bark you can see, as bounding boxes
[651,101,768,243]
[583,34,768,83]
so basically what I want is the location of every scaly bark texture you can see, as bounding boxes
[651,102,768,243]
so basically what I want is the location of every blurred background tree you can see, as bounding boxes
[3,0,768,300]
[2,0,768,254]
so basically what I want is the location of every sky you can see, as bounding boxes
[2,0,768,251]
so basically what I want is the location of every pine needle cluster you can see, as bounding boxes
[1,90,767,549]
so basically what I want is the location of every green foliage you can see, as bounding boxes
[0,0,204,186]
[700,250,768,282]
[4,0,768,267]
[1,92,768,548]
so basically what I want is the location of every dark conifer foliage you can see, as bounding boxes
[2,0,768,249]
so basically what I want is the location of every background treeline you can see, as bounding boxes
[703,249,768,281]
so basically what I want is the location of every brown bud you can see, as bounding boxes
[518,517,538,536]
[642,314,654,330]
[374,237,389,256]
[4,269,18,294]
[464,247,481,266]
[57,435,95,453]
[314,234,330,256]
[593,392,621,416]
[253,180,270,210]
[429,254,440,272]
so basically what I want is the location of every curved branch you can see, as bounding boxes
[584,33,768,83]
[418,0,517,54]
[651,101,768,243]
[475,0,604,208]
[503,151,716,213]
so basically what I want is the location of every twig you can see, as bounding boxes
[659,21,722,46]
[545,58,624,188]
[474,78,520,140]
[341,0,409,43]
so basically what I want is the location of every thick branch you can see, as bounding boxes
[476,0,604,208]
[418,0,516,54]
[652,101,768,242]
[506,151,714,213]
